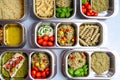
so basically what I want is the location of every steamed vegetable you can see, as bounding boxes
[68,65,88,77]
[56,7,73,18]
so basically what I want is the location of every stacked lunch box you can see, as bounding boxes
[0,0,119,80]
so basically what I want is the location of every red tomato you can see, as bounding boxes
[5,64,10,69]
[12,63,15,68]
[45,68,50,72]
[86,12,91,16]
[82,5,85,9]
[87,5,91,10]
[37,36,42,40]
[41,71,46,78]
[94,12,98,16]
[43,35,49,41]
[36,72,41,78]
[42,41,48,46]
[49,36,55,42]
[42,59,47,63]
[16,60,20,64]
[82,8,87,14]
[33,66,39,71]
[48,41,54,46]
[85,2,89,7]
[88,10,92,14]
[31,70,36,77]
[46,71,50,76]
[37,38,43,45]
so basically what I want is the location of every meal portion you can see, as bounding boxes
[57,23,76,46]
[31,52,51,79]
[81,0,109,16]
[37,23,55,47]
[0,25,3,45]
[91,52,110,75]
[79,24,102,46]
[0,0,24,20]
[91,0,109,13]
[56,0,73,18]
[1,52,28,78]
[4,24,23,47]
[34,0,54,18]
[68,52,89,77]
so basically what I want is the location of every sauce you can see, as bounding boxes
[4,24,23,46]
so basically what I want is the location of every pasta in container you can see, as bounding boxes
[79,24,102,46]
[34,0,54,18]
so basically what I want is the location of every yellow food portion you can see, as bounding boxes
[0,0,24,20]
[4,24,23,46]
[35,0,54,18]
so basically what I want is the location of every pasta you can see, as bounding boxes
[56,0,72,7]
[79,24,102,46]
[0,0,24,20]
[35,0,54,18]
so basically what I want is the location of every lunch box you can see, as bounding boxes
[31,0,119,20]
[0,49,57,80]
[0,0,28,22]
[0,23,26,48]
[61,48,118,80]
[33,0,76,20]
[79,0,119,19]
[30,20,107,48]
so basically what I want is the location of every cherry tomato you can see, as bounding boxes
[82,8,87,14]
[43,35,49,41]
[82,5,85,9]
[33,66,39,71]
[85,2,89,7]
[42,41,48,46]
[46,71,50,76]
[37,36,42,40]
[42,59,47,63]
[41,71,46,78]
[16,60,20,64]
[49,36,54,42]
[86,12,91,16]
[31,70,36,77]
[45,68,50,72]
[12,63,15,68]
[94,12,98,16]
[36,72,41,78]
[48,41,54,46]
[88,10,92,14]
[37,38,43,45]
[87,5,91,10]
[5,64,10,69]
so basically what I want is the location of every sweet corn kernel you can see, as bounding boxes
[41,64,45,68]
